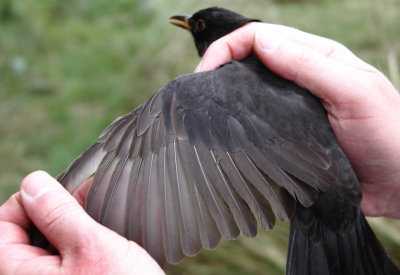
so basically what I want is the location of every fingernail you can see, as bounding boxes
[194,60,202,72]
[255,29,280,52]
[21,171,58,200]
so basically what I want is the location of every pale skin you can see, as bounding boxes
[0,22,399,274]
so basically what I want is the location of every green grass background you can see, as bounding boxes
[1,0,399,274]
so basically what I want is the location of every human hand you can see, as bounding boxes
[196,22,400,219]
[0,171,164,275]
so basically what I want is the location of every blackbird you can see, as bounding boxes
[31,7,399,274]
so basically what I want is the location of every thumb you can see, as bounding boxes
[253,27,359,104]
[20,171,97,253]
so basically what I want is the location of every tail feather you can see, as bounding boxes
[287,206,399,275]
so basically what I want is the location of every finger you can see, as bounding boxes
[252,28,373,110]
[20,171,99,254]
[197,22,366,112]
[196,22,367,73]
[195,22,259,72]
[72,177,93,207]
[253,24,356,60]
[0,191,58,275]
[0,192,29,229]
[0,192,31,245]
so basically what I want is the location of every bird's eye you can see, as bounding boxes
[195,19,206,31]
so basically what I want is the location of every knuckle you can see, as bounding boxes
[294,46,317,67]
[359,66,388,91]
[325,40,348,56]
[289,47,319,83]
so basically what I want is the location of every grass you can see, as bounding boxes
[1,0,399,273]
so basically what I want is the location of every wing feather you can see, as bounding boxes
[230,149,294,222]
[126,157,144,246]
[99,155,130,235]
[57,142,106,193]
[177,142,240,240]
[172,141,202,256]
[214,149,276,230]
[142,152,166,265]
[56,59,342,266]
[162,143,184,263]
[246,147,319,207]
[194,145,257,237]
[86,152,117,219]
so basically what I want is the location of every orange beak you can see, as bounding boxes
[170,15,191,31]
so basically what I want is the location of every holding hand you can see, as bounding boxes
[197,22,400,218]
[0,171,164,275]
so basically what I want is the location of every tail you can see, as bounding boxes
[287,206,400,275]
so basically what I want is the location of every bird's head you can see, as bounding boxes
[170,7,260,56]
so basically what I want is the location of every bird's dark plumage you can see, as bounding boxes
[32,7,399,274]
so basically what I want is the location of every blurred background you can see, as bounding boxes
[0,0,399,274]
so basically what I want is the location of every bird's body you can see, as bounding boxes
[31,7,399,274]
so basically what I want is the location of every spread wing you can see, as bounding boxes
[57,57,338,266]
